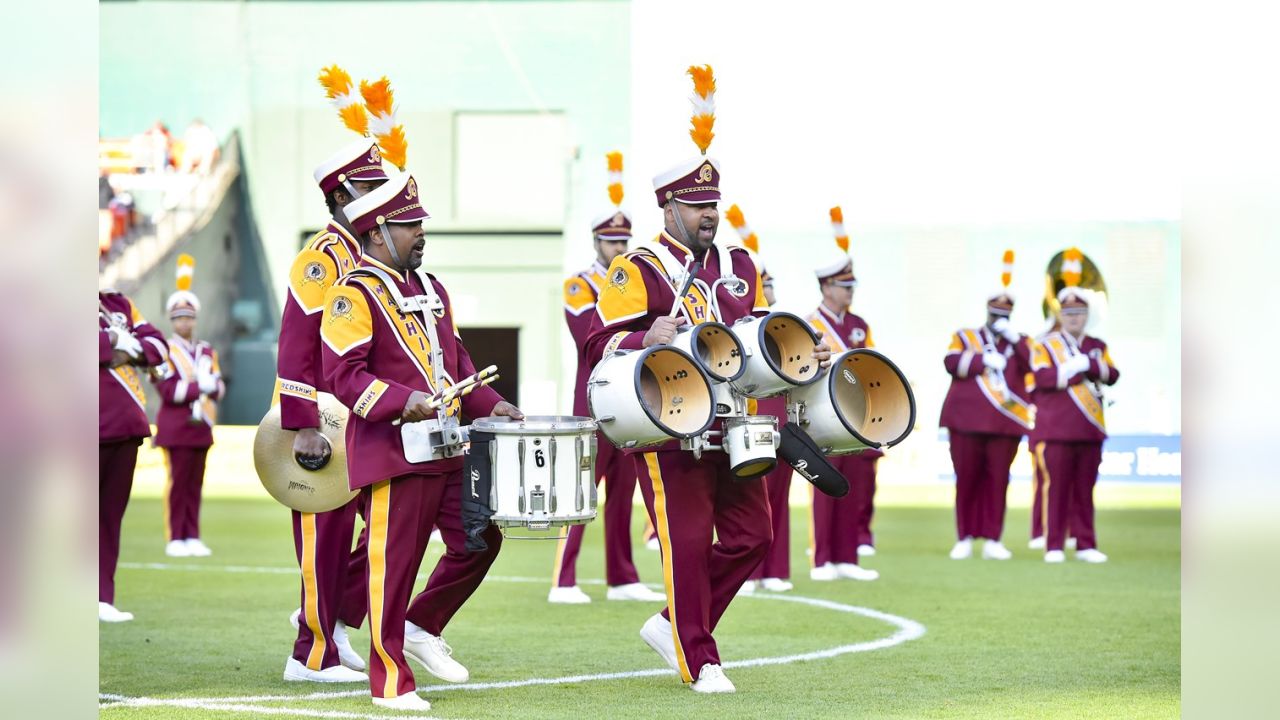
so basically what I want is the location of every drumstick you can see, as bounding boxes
[428,365,497,404]
[391,367,499,426]
[429,373,499,410]
[667,261,703,319]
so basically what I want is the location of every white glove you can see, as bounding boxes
[991,317,1019,344]
[1064,353,1091,375]
[113,330,142,358]
[197,370,219,395]
[982,350,1007,372]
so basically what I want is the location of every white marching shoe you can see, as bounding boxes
[607,583,667,602]
[289,608,301,629]
[372,691,432,712]
[404,622,469,683]
[184,538,212,557]
[1028,536,1046,550]
[99,602,134,623]
[333,620,367,672]
[949,538,974,560]
[836,563,879,581]
[1076,548,1109,564]
[809,563,839,581]
[165,540,192,558]
[691,663,736,693]
[760,577,794,592]
[645,537,661,551]
[857,544,876,557]
[548,585,592,604]
[282,657,367,683]
[1044,550,1066,563]
[639,613,680,672]
[982,540,1013,560]
[736,580,757,596]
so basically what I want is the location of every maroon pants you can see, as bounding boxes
[553,435,641,587]
[810,454,877,566]
[1034,440,1103,552]
[291,497,370,670]
[100,438,141,604]
[949,431,1020,541]
[367,471,503,699]
[749,464,792,580]
[634,450,770,683]
[162,446,208,541]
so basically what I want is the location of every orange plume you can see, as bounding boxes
[829,206,844,224]
[688,65,716,98]
[175,253,195,291]
[1001,249,1015,288]
[338,103,369,136]
[377,125,408,171]
[606,151,623,173]
[687,65,716,155]
[608,184,624,206]
[360,77,394,119]
[689,115,715,155]
[317,65,354,100]
[1061,247,1084,287]
[725,204,745,228]
[743,233,760,254]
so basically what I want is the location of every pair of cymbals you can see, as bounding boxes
[253,392,357,513]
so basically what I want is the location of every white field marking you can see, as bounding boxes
[97,695,447,720]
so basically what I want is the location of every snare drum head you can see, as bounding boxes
[830,349,916,447]
[692,323,745,382]
[761,313,821,386]
[637,347,714,438]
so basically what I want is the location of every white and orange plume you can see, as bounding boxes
[725,204,760,254]
[830,206,850,253]
[360,77,407,170]
[1001,249,1015,288]
[175,253,195,291]
[687,65,716,155]
[318,65,369,137]
[1061,247,1083,287]
[606,151,624,207]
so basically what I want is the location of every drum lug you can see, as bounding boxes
[517,437,527,514]
[589,379,611,386]
[548,437,558,514]
[598,415,616,423]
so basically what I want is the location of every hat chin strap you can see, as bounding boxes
[665,201,699,253]
[377,220,407,269]
[342,179,362,198]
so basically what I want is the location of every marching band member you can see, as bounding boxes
[939,250,1033,561]
[585,66,832,693]
[276,66,386,684]
[551,152,665,605]
[804,208,880,581]
[1029,248,1120,564]
[321,169,523,712]
[727,205,794,593]
[151,254,224,558]
[99,288,169,622]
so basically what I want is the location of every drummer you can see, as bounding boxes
[584,66,832,693]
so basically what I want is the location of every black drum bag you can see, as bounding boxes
[777,424,850,498]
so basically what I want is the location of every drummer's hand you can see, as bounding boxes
[401,391,435,423]
[813,332,834,369]
[491,401,525,421]
[292,428,331,462]
[643,315,686,347]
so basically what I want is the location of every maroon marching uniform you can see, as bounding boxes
[151,336,225,543]
[99,291,169,606]
[805,304,882,565]
[940,327,1034,542]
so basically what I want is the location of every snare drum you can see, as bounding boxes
[721,414,780,479]
[787,348,916,455]
[468,416,599,532]
[729,312,823,398]
[588,346,715,448]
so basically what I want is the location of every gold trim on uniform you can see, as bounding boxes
[354,379,390,419]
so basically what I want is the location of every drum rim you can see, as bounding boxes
[682,321,747,383]
[827,348,917,448]
[633,345,716,439]
[755,311,823,387]
[470,415,598,434]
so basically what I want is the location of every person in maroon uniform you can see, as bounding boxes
[99,289,170,622]
[275,138,387,684]
[940,250,1033,561]
[1029,249,1119,564]
[585,65,832,693]
[321,171,522,712]
[550,151,664,605]
[804,207,880,582]
[151,254,225,558]
[725,205,794,594]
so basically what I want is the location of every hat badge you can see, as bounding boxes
[369,146,381,163]
[405,178,418,200]
[609,213,625,227]
[695,164,713,184]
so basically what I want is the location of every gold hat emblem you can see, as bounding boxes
[609,213,625,227]
[369,145,381,163]
[405,178,418,200]
[695,164,713,184]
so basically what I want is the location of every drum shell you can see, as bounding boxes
[471,417,598,529]
[588,346,715,449]
[253,392,358,513]
[721,414,779,480]
[788,348,916,455]
[670,322,746,383]
[729,312,823,398]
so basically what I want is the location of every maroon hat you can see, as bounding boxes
[342,171,431,236]
[1058,287,1090,314]
[987,294,1014,317]
[591,210,633,240]
[652,157,721,207]
[312,139,390,194]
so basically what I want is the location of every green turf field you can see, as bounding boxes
[99,486,1179,720]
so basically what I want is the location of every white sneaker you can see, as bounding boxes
[607,582,667,602]
[372,691,432,712]
[639,613,679,672]
[1028,536,1046,550]
[282,656,367,683]
[982,540,1013,560]
[289,607,301,630]
[99,601,134,623]
[691,663,735,693]
[760,577,794,592]
[184,538,212,557]
[548,585,592,604]
[857,544,876,557]
[809,563,839,581]
[333,620,367,672]
[949,538,973,560]
[165,540,191,557]
[1066,537,1078,551]
[645,537,661,551]
[736,580,757,596]
[836,563,879,581]
[1075,548,1109,564]
[1044,550,1066,563]
[404,623,469,683]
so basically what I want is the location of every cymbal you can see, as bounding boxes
[253,392,357,513]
